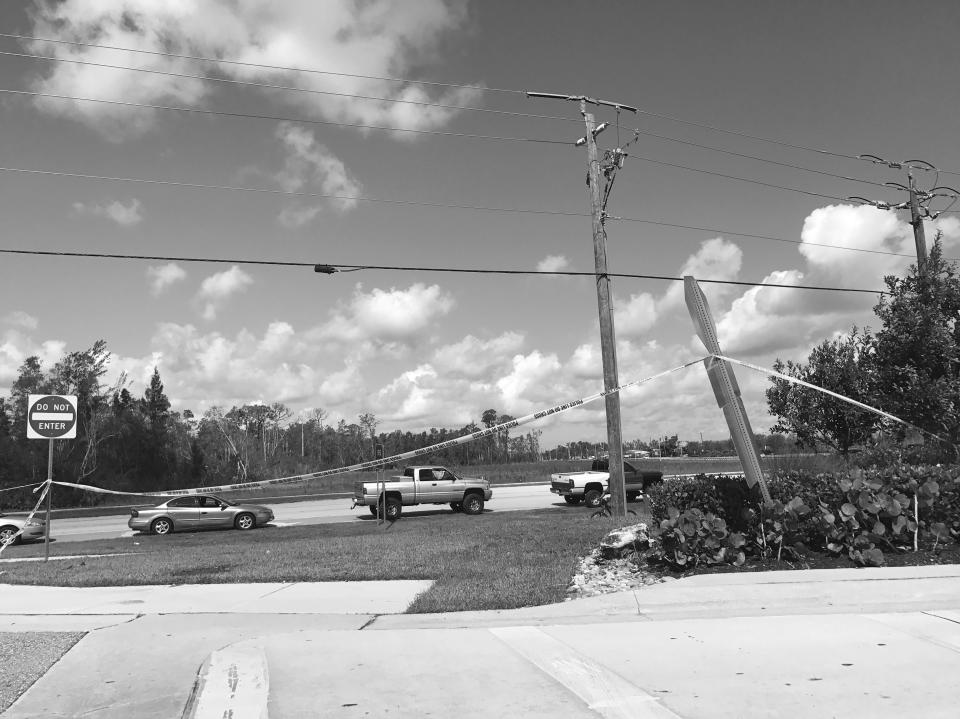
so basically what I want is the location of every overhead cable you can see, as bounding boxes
[0,89,570,145]
[0,248,885,293]
[0,49,579,125]
[0,164,927,259]
[0,165,590,218]
[623,153,869,204]
[0,31,523,96]
[4,31,923,175]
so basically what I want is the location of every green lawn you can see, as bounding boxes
[1,509,628,613]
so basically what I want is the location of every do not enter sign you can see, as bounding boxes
[27,394,78,439]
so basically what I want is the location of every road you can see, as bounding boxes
[40,482,566,544]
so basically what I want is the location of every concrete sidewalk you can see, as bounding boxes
[2,567,960,718]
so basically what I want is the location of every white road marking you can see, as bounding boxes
[182,642,269,719]
[490,626,680,719]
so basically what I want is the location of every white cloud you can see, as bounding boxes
[0,329,66,390]
[430,332,524,380]
[709,205,942,359]
[109,321,361,412]
[273,123,362,226]
[146,263,187,295]
[29,0,479,139]
[2,311,38,330]
[73,199,143,226]
[316,282,455,350]
[615,237,742,340]
[195,266,253,320]
[536,255,569,273]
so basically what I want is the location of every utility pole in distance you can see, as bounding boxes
[527,91,637,518]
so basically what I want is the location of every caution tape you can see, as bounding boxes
[0,479,50,557]
[716,354,954,448]
[43,357,708,499]
[0,482,46,494]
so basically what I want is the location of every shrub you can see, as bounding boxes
[649,507,746,571]
[645,465,956,569]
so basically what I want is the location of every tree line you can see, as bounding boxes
[0,344,540,509]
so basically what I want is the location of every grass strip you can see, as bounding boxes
[1,509,627,613]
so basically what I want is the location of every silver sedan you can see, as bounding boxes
[128,495,274,535]
[0,512,46,546]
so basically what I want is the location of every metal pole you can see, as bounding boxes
[583,102,626,518]
[44,438,53,562]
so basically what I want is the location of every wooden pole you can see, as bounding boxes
[908,172,928,278]
[583,102,626,518]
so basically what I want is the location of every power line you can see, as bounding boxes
[618,128,888,188]
[614,115,863,163]
[0,165,591,218]
[0,49,579,125]
[623,153,871,204]
[0,248,885,293]
[0,31,523,96]
[6,31,929,179]
[0,89,885,186]
[608,217,919,259]
[0,89,571,145]
[0,164,929,259]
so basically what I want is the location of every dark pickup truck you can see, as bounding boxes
[550,459,664,508]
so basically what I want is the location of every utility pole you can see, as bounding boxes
[851,156,960,279]
[907,171,928,278]
[527,91,638,518]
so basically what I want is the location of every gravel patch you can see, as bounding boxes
[0,632,85,713]
[565,547,674,599]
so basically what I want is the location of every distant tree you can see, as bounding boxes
[766,329,877,455]
[358,412,378,458]
[143,367,170,432]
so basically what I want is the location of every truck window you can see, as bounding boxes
[403,468,415,477]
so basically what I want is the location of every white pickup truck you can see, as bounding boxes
[550,459,663,508]
[351,465,492,521]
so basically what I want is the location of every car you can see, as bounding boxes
[0,512,46,546]
[128,494,274,536]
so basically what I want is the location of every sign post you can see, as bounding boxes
[683,278,772,503]
[375,443,385,526]
[27,394,78,561]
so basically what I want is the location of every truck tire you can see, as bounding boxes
[384,498,402,521]
[369,505,379,516]
[626,492,639,502]
[584,489,603,509]
[450,502,463,512]
[563,496,583,505]
[461,493,484,515]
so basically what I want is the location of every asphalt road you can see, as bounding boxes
[37,482,565,544]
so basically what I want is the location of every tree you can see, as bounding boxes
[143,367,170,432]
[766,330,877,455]
[869,241,960,452]
[358,412,378,457]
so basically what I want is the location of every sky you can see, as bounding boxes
[2,0,960,450]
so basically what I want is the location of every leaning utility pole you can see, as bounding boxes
[527,92,638,518]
